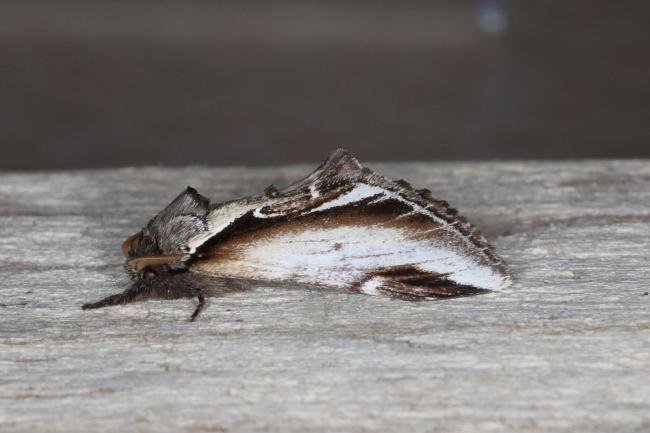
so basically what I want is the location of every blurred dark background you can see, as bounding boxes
[1,0,649,170]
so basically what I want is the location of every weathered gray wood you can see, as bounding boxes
[1,160,649,433]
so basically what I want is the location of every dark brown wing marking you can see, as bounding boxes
[354,266,490,300]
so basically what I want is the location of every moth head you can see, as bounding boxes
[121,231,159,259]
[121,232,143,257]
[121,186,211,279]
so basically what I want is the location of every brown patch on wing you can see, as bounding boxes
[258,182,355,217]
[192,149,508,280]
[190,195,489,280]
[354,265,490,300]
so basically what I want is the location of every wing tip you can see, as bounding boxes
[321,148,364,173]
[355,267,506,300]
[490,274,514,292]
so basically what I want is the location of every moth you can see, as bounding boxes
[83,149,510,320]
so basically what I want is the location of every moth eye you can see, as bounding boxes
[182,246,191,253]
[142,269,158,280]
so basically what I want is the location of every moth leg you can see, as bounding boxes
[83,274,238,321]
[82,283,152,310]
[163,275,253,321]
[190,293,206,322]
[150,283,208,321]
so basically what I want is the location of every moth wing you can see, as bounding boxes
[155,186,209,218]
[190,148,510,296]
[146,187,211,254]
[281,148,364,194]
[191,200,510,294]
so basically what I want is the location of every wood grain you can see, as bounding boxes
[1,160,649,433]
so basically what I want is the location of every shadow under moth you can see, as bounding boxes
[83,149,511,320]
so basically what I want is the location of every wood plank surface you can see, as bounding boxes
[1,160,649,432]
